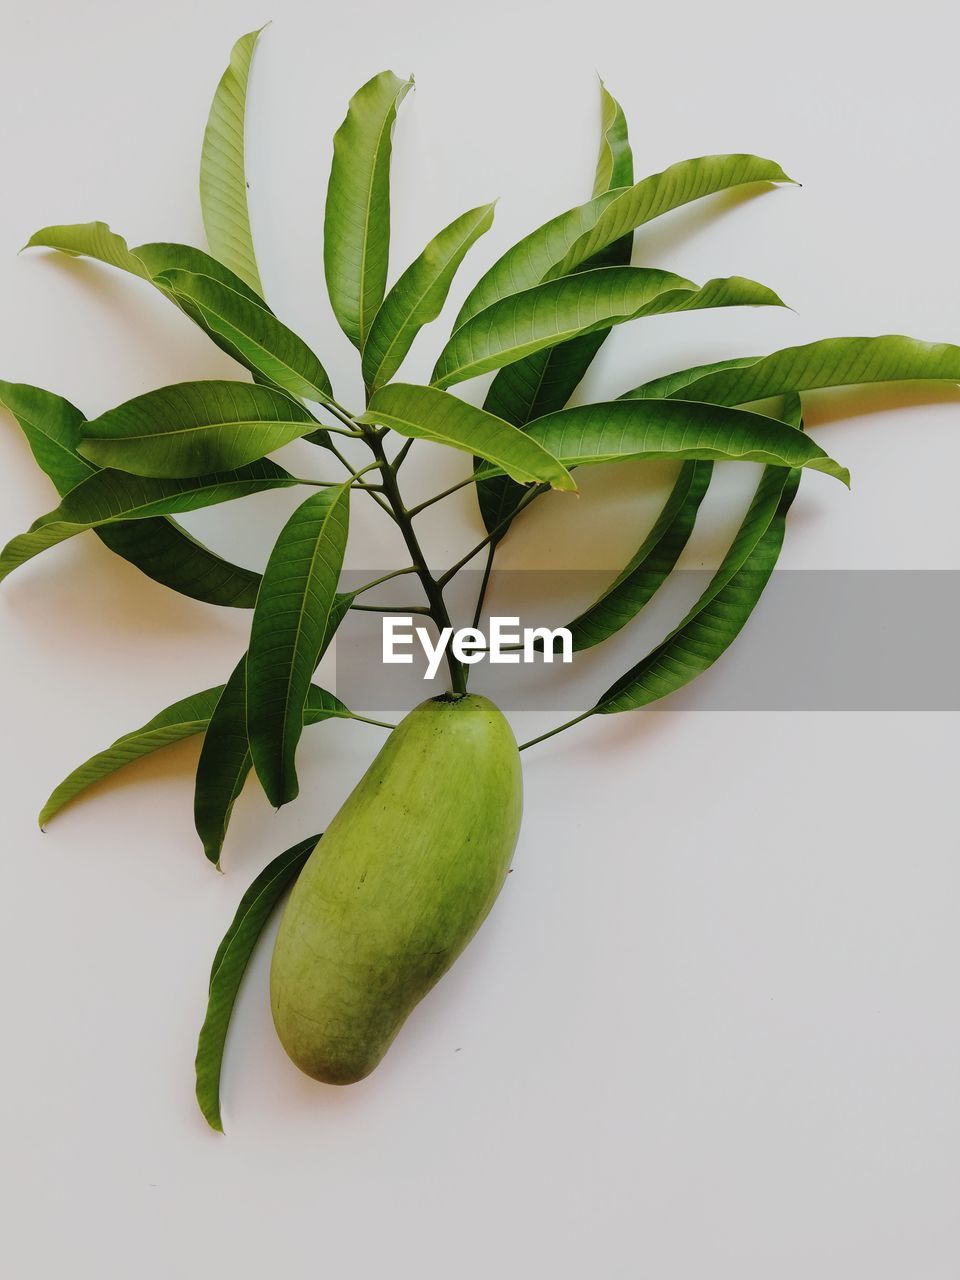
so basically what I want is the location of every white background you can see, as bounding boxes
[2,1,959,1276]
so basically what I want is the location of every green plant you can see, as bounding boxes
[4,28,958,1130]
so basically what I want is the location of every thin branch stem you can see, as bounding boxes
[471,542,496,631]
[350,602,432,615]
[519,710,595,752]
[407,473,477,518]
[438,486,541,587]
[393,437,415,470]
[349,565,420,597]
[349,713,398,730]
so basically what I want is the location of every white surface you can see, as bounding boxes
[2,1,959,1276]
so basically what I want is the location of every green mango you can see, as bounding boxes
[270,693,523,1084]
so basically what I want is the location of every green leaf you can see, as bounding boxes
[0,459,298,583]
[39,687,225,827]
[595,465,801,713]
[553,153,796,277]
[593,79,634,196]
[200,28,265,297]
[650,334,960,406]
[475,82,635,537]
[361,202,496,392]
[195,650,351,865]
[77,381,316,478]
[157,271,333,403]
[0,380,262,607]
[361,384,576,490]
[432,269,785,388]
[247,488,352,807]
[196,833,317,1132]
[508,397,848,482]
[324,71,414,350]
[567,460,713,650]
[454,153,791,327]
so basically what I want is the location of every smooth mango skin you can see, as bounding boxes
[270,694,522,1084]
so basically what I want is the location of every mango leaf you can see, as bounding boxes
[454,153,791,327]
[196,833,317,1132]
[324,71,414,350]
[568,460,713,650]
[0,459,298,583]
[200,28,265,297]
[157,271,333,403]
[505,397,847,482]
[196,661,350,865]
[595,465,801,713]
[247,487,352,807]
[361,384,575,490]
[0,380,262,606]
[553,153,795,277]
[362,203,496,392]
[593,79,634,196]
[476,81,636,537]
[432,269,785,388]
[652,334,960,406]
[77,381,316,478]
[39,686,225,827]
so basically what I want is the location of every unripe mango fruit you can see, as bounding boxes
[270,693,522,1084]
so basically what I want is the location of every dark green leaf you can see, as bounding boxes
[361,383,576,490]
[77,381,316,478]
[0,459,298,583]
[196,833,317,1132]
[247,488,352,807]
[324,71,414,350]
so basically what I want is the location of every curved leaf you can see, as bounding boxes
[158,271,333,403]
[362,202,496,392]
[247,488,352,807]
[568,461,713,650]
[655,334,960,406]
[39,687,225,826]
[0,459,297,583]
[595,466,801,713]
[553,153,795,277]
[454,152,791,328]
[324,71,414,350]
[511,398,847,481]
[196,661,350,865]
[77,381,316,478]
[593,80,634,197]
[196,834,317,1132]
[0,380,262,606]
[432,269,784,389]
[361,383,575,490]
[200,27,265,296]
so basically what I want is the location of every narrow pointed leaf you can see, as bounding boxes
[324,71,414,349]
[593,80,634,196]
[158,271,333,403]
[247,488,352,807]
[0,380,262,606]
[196,834,317,1132]
[200,28,264,296]
[432,268,785,388]
[196,626,351,863]
[362,202,495,392]
[508,398,847,482]
[595,466,801,713]
[0,459,297,583]
[40,687,225,826]
[568,460,713,650]
[77,381,316,478]
[455,153,791,327]
[652,334,960,406]
[361,384,575,490]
